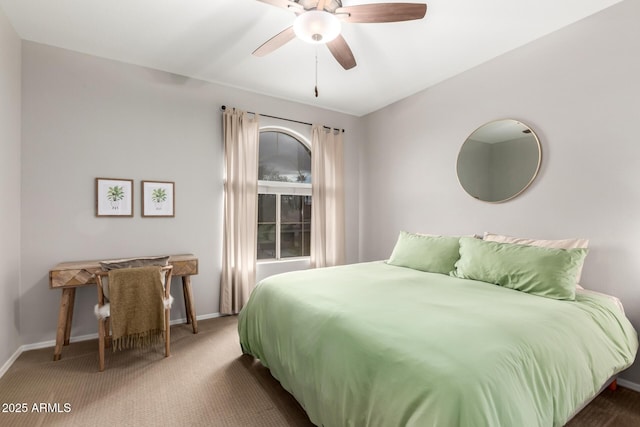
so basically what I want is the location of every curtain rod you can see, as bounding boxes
[220,105,344,133]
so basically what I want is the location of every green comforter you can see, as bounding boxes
[238,262,638,427]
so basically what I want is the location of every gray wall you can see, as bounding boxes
[20,41,362,345]
[361,0,640,383]
[0,6,21,370]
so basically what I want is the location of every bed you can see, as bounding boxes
[238,235,638,427]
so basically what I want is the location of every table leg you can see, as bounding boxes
[183,280,191,325]
[64,288,75,345]
[53,288,74,361]
[182,276,198,334]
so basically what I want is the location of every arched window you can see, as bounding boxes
[257,128,312,260]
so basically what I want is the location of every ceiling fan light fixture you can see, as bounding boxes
[293,10,341,44]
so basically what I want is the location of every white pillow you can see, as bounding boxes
[482,232,589,283]
[417,233,482,239]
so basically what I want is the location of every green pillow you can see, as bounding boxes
[452,237,588,300]
[387,231,461,275]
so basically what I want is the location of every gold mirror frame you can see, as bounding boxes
[456,119,542,203]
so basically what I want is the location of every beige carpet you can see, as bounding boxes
[0,316,638,426]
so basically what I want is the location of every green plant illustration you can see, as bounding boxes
[106,185,125,210]
[151,188,168,203]
[106,186,125,202]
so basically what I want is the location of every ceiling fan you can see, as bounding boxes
[253,0,428,70]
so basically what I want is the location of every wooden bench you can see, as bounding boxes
[49,254,198,361]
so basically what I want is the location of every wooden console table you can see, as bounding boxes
[49,254,199,361]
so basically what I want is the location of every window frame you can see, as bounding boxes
[257,126,312,263]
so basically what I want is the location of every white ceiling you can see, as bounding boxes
[0,0,623,116]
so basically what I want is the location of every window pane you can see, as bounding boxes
[279,195,311,258]
[257,224,276,259]
[303,196,312,222]
[258,194,277,259]
[303,197,311,257]
[281,195,302,223]
[281,224,304,258]
[259,131,311,183]
[258,194,276,222]
[280,195,312,223]
[303,224,311,257]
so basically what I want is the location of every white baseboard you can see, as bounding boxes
[0,347,23,379]
[193,312,223,322]
[0,312,222,379]
[618,378,640,392]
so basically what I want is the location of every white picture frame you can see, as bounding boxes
[95,178,134,217]
[142,180,175,217]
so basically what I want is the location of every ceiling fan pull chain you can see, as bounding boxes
[314,48,319,98]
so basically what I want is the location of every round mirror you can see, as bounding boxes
[456,119,541,203]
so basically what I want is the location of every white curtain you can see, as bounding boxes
[310,125,345,268]
[220,109,259,315]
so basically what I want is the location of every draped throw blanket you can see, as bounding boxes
[221,108,260,314]
[108,266,165,351]
[311,125,345,268]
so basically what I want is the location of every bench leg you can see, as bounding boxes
[64,288,75,345]
[182,276,198,334]
[54,288,74,361]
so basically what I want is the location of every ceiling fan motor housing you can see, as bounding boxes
[293,10,341,44]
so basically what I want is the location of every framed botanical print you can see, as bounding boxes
[95,178,134,217]
[142,180,175,217]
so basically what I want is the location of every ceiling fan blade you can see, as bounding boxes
[327,35,357,70]
[335,3,427,23]
[252,26,296,57]
[317,0,328,11]
[256,0,303,12]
